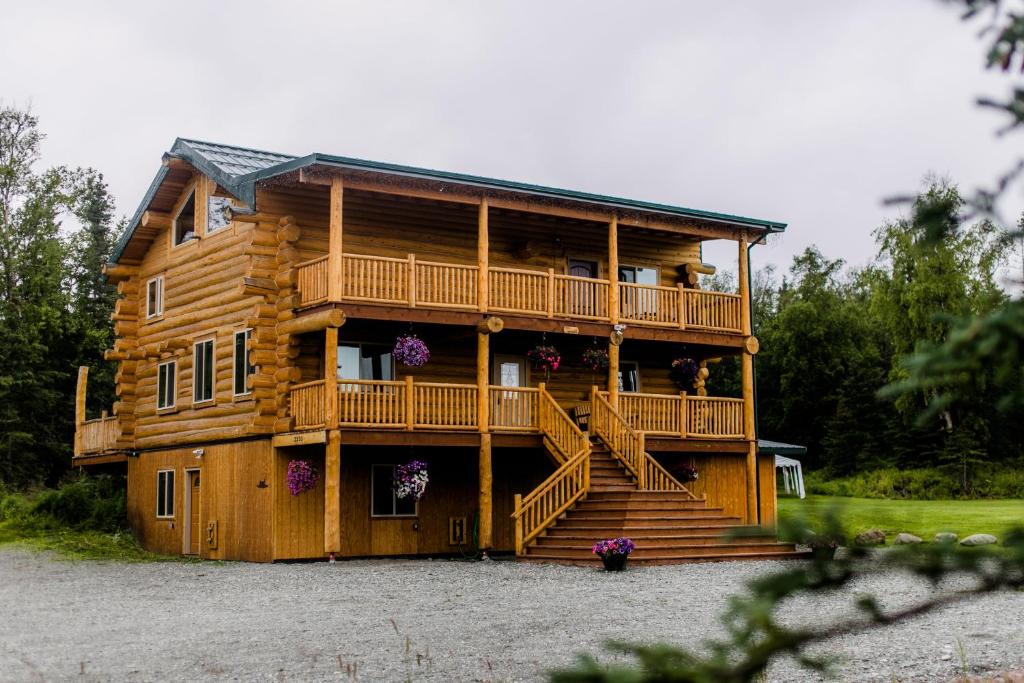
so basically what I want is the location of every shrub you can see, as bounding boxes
[2,475,127,533]
[805,464,1024,500]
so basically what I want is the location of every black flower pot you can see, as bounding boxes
[601,553,629,571]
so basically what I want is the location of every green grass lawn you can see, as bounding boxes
[778,495,1024,542]
[0,522,168,561]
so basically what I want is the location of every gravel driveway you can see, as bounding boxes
[1,547,1021,682]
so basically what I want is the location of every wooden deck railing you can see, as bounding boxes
[616,392,687,436]
[78,415,120,454]
[413,382,478,429]
[512,384,592,554]
[294,251,747,335]
[338,380,407,428]
[686,396,745,439]
[489,386,539,431]
[290,380,327,429]
[681,289,742,332]
[618,282,680,327]
[591,388,695,495]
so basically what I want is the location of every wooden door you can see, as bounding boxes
[568,259,598,279]
[187,470,201,555]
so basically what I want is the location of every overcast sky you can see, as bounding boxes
[2,1,1020,279]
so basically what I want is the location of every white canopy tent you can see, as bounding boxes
[774,455,805,499]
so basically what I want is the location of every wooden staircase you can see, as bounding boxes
[521,445,806,565]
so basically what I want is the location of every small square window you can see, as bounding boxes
[194,339,215,404]
[156,470,175,518]
[157,361,176,410]
[371,465,417,517]
[146,276,164,319]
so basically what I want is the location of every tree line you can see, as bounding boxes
[707,183,1022,480]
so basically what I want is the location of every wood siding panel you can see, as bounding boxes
[272,445,326,560]
[758,453,777,527]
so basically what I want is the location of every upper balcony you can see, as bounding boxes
[294,251,743,334]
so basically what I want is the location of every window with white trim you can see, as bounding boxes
[233,329,254,396]
[156,470,175,518]
[193,338,215,404]
[146,276,164,319]
[157,361,176,410]
[371,464,417,517]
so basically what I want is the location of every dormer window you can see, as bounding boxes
[173,189,197,245]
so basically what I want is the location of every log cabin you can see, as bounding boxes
[74,139,804,565]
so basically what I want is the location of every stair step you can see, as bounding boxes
[557,515,742,528]
[589,485,637,492]
[525,542,803,560]
[586,491,699,501]
[520,549,812,566]
[546,523,749,537]
[535,534,780,548]
[575,500,720,512]
[568,509,733,520]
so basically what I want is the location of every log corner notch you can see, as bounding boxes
[476,316,504,335]
[278,308,346,336]
[74,366,88,457]
[101,263,138,284]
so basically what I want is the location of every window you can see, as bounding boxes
[157,361,176,410]
[618,265,658,285]
[233,329,254,396]
[146,276,164,319]
[173,189,197,245]
[207,196,232,234]
[193,339,215,404]
[337,343,394,381]
[156,470,175,518]
[618,361,640,393]
[371,464,417,517]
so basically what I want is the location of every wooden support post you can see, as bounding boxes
[738,233,752,336]
[479,432,493,551]
[679,391,688,438]
[405,375,415,431]
[608,215,619,325]
[477,331,489,432]
[741,350,757,524]
[325,327,339,430]
[74,366,88,457]
[408,254,417,307]
[607,340,620,408]
[513,493,523,556]
[545,268,555,318]
[677,283,687,330]
[328,177,344,302]
[324,429,342,554]
[478,198,489,313]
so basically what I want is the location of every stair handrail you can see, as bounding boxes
[590,387,696,498]
[537,382,588,463]
[511,384,592,554]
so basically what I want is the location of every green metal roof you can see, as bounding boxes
[758,439,808,456]
[113,138,788,262]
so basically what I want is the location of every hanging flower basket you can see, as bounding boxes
[527,345,561,380]
[670,357,699,390]
[286,459,319,496]
[393,460,429,501]
[394,334,430,368]
[592,537,636,571]
[670,461,699,483]
[581,347,609,372]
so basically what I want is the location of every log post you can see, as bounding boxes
[325,327,339,430]
[738,233,751,337]
[405,375,415,431]
[513,493,523,556]
[477,331,489,432]
[328,177,344,302]
[741,349,757,524]
[607,340,620,408]
[324,429,342,556]
[479,432,493,552]
[608,215,619,325]
[478,198,489,313]
[679,391,687,438]
[74,366,88,457]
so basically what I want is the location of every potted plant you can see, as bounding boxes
[581,347,609,372]
[670,357,699,390]
[592,537,636,571]
[393,334,430,368]
[669,461,699,483]
[286,460,319,496]
[527,344,561,382]
[393,460,429,501]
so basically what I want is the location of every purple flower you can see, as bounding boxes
[670,357,699,389]
[394,460,429,500]
[286,459,319,496]
[394,335,430,367]
[592,537,636,557]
